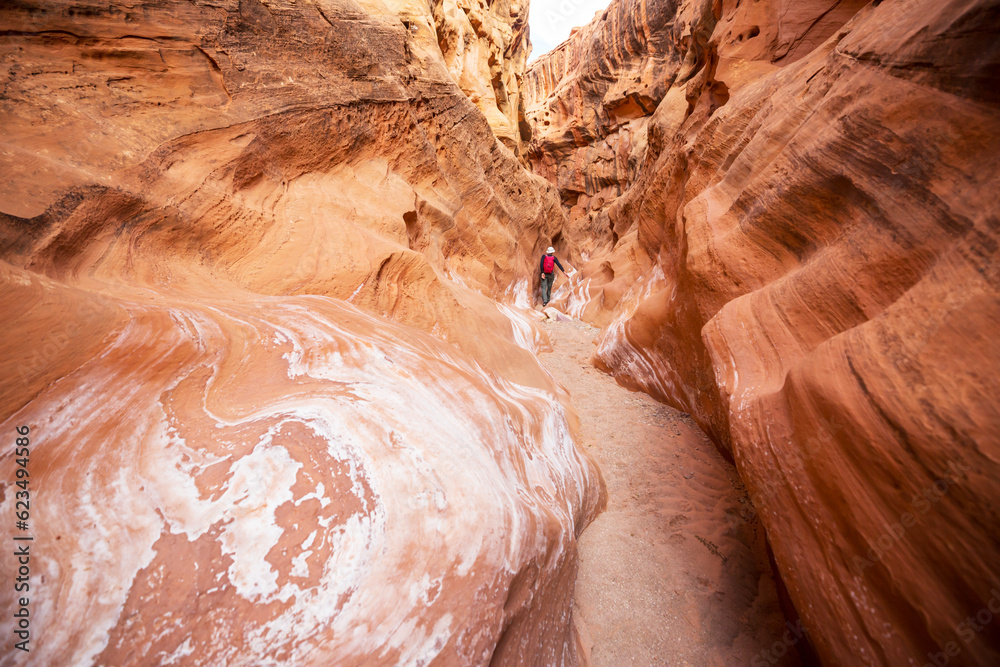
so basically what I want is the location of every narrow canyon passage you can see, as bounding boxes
[2,0,997,662]
[537,317,798,666]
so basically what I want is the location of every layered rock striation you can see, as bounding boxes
[0,0,603,664]
[434,0,534,154]
[526,0,1000,664]
[522,0,683,257]
[0,0,575,377]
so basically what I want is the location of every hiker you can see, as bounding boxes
[539,246,566,306]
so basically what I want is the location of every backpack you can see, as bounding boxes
[543,255,555,273]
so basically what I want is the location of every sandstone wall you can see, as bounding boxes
[434,0,533,155]
[0,0,603,664]
[0,0,578,379]
[526,0,1000,663]
[522,0,686,258]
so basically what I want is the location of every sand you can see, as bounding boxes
[537,317,802,666]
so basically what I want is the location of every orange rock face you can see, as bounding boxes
[434,0,533,155]
[527,0,1000,664]
[0,0,603,664]
[2,263,602,665]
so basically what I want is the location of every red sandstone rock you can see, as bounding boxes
[434,0,533,155]
[0,261,603,665]
[526,0,1000,664]
[0,0,603,664]
[0,0,575,377]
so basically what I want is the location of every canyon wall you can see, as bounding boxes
[526,0,1000,664]
[0,0,604,664]
[434,0,533,154]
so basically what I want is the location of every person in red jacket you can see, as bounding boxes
[539,246,566,306]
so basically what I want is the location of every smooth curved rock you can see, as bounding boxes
[527,0,1000,664]
[0,262,602,665]
[0,0,603,664]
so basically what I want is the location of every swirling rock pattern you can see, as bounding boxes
[1,264,601,665]
[527,0,1000,664]
[0,0,603,664]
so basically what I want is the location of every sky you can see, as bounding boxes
[528,0,612,61]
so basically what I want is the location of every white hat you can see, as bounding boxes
[546,246,555,254]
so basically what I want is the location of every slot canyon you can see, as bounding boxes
[0,0,997,664]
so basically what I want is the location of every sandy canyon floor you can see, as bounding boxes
[537,318,801,666]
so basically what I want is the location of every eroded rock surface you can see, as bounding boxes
[434,0,533,154]
[2,264,603,665]
[0,0,603,664]
[527,0,1000,664]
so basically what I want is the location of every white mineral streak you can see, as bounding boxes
[1,287,597,666]
[563,274,593,319]
[549,266,578,305]
[496,301,543,353]
[591,264,698,409]
[496,279,545,353]
[507,278,533,310]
